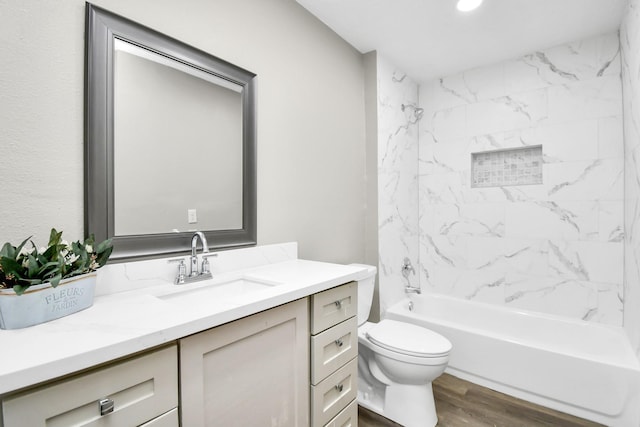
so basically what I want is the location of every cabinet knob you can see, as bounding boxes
[99,398,114,416]
[334,300,342,309]
[334,339,344,347]
[335,384,344,393]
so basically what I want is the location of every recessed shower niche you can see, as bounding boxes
[471,145,543,188]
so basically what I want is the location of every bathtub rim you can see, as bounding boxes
[386,293,640,370]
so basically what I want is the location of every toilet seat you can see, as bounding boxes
[366,319,451,358]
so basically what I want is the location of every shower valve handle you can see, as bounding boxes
[401,257,415,278]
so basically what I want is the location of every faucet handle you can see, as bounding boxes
[401,257,416,277]
[201,253,218,274]
[168,258,187,284]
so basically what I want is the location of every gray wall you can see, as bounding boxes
[363,51,380,321]
[0,0,367,264]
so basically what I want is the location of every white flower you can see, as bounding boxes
[85,244,93,253]
[19,245,33,257]
[65,253,79,265]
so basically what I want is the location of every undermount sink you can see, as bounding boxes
[156,276,282,305]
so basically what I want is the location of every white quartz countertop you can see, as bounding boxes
[0,254,368,396]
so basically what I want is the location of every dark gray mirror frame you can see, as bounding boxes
[85,3,257,261]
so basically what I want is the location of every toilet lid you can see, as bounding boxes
[366,319,452,357]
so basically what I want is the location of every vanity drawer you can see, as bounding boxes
[311,316,358,384]
[311,358,358,427]
[139,408,179,427]
[311,282,357,334]
[2,345,178,427]
[324,399,357,427]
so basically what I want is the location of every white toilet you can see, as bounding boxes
[353,264,452,427]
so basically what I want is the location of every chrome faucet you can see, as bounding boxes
[168,232,216,285]
[190,231,209,277]
[402,257,421,294]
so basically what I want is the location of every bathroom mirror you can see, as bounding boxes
[85,4,256,260]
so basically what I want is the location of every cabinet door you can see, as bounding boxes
[180,298,309,427]
[2,345,177,427]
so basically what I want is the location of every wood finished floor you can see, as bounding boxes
[358,374,604,427]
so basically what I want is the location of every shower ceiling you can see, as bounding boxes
[296,0,627,83]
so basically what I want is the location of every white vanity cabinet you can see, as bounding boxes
[310,282,358,427]
[0,263,366,427]
[1,345,178,427]
[179,298,310,427]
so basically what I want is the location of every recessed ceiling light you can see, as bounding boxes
[457,0,483,12]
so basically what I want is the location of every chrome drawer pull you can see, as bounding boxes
[334,300,342,309]
[335,339,344,347]
[335,384,344,393]
[99,398,114,416]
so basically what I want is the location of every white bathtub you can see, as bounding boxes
[385,293,640,426]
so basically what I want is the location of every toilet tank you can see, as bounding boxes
[349,264,377,326]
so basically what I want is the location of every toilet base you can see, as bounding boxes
[358,382,438,427]
[384,382,437,427]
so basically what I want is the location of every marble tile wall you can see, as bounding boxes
[621,0,640,355]
[376,55,420,315]
[418,32,624,325]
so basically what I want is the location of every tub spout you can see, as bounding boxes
[405,285,421,294]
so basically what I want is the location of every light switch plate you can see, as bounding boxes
[188,209,198,224]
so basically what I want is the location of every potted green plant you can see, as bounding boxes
[0,228,113,329]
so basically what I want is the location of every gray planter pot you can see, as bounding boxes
[0,272,97,330]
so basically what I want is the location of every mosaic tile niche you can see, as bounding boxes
[471,145,542,188]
